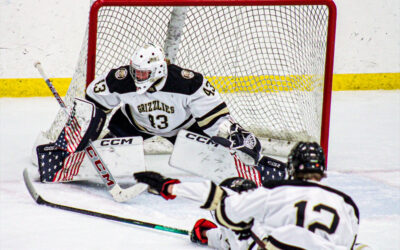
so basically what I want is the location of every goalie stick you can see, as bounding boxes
[34,61,147,202]
[22,168,189,236]
[84,140,148,202]
[34,61,68,109]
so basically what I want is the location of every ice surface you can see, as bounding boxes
[0,90,399,250]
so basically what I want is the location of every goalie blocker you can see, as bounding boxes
[36,98,148,184]
[35,98,145,184]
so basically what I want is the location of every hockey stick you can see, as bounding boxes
[34,61,148,202]
[34,61,67,109]
[251,231,266,249]
[84,140,148,202]
[23,168,189,236]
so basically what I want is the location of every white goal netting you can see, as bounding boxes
[43,1,336,156]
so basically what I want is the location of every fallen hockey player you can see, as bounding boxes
[134,142,370,249]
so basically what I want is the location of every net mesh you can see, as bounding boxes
[45,3,331,153]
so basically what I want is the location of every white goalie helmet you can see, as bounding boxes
[129,44,168,94]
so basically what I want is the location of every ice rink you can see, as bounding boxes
[0,90,399,249]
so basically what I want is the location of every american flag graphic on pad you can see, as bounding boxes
[232,154,262,187]
[38,98,107,183]
[37,145,86,183]
[39,109,85,182]
[233,154,287,187]
[55,116,82,153]
[52,151,86,182]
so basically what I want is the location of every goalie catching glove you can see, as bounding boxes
[133,171,180,200]
[212,123,262,165]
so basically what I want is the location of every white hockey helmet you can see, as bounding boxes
[129,44,168,94]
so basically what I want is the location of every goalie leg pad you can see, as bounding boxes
[256,156,288,184]
[170,130,285,186]
[169,130,238,184]
[37,143,86,183]
[38,136,146,183]
[37,143,69,182]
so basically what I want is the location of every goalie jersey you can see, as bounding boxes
[86,64,230,137]
[172,180,360,249]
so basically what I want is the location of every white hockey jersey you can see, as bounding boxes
[172,180,359,250]
[86,64,230,137]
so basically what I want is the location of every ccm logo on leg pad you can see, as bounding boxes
[185,133,218,147]
[100,138,134,146]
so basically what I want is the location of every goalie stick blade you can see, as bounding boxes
[23,168,40,202]
[109,183,149,202]
[85,141,147,202]
[22,168,189,236]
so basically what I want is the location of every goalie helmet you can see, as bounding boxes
[220,177,257,193]
[288,142,326,177]
[129,44,168,94]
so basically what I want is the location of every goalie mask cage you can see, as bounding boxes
[46,0,336,158]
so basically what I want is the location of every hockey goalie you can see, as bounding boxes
[34,43,287,202]
[84,43,287,184]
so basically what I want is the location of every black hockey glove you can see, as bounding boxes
[220,177,257,193]
[190,218,218,245]
[133,171,180,200]
[212,123,261,165]
[234,228,252,241]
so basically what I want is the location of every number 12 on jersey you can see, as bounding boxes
[294,201,339,234]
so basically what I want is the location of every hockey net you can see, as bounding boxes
[42,0,336,157]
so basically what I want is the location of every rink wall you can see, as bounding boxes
[0,0,399,97]
[1,73,399,97]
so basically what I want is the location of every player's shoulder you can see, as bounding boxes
[160,64,204,95]
[105,65,136,94]
[262,180,359,218]
[263,179,349,197]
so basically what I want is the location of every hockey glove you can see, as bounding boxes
[212,123,261,165]
[220,177,257,193]
[133,171,180,200]
[190,218,218,245]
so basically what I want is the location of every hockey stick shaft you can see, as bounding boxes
[34,61,67,109]
[251,231,266,249]
[85,141,148,202]
[23,168,189,236]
